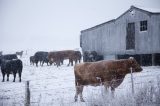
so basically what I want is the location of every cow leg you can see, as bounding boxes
[18,72,22,82]
[56,61,60,67]
[74,86,79,102]
[61,60,63,65]
[104,82,110,93]
[111,87,115,98]
[41,61,43,66]
[69,59,73,66]
[13,73,16,82]
[49,61,52,65]
[2,72,5,82]
[7,73,9,81]
[36,61,38,67]
[42,61,44,66]
[74,85,85,102]
[56,61,58,67]
[47,62,49,66]
[71,60,73,66]
[75,60,77,65]
[58,61,61,67]
[79,86,85,102]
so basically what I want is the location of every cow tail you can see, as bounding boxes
[74,73,79,86]
[75,76,79,86]
[74,65,80,87]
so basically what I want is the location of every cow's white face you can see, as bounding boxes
[129,58,143,72]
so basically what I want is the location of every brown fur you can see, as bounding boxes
[48,50,81,67]
[68,51,81,66]
[74,58,142,102]
[48,51,63,67]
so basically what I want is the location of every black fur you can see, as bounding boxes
[34,51,49,67]
[1,59,23,82]
[30,56,36,65]
[1,54,18,60]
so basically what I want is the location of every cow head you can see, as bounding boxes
[129,57,143,72]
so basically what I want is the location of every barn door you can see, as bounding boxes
[126,23,135,50]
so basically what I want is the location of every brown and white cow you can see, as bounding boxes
[74,57,142,102]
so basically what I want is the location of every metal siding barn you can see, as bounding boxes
[80,6,160,66]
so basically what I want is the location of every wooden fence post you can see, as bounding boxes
[25,81,30,106]
[130,67,134,94]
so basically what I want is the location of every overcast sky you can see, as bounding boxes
[0,0,160,52]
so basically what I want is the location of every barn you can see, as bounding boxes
[80,6,160,66]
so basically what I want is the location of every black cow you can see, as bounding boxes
[95,55,104,61]
[83,51,103,62]
[1,54,18,60]
[83,51,93,62]
[42,57,50,66]
[30,56,36,65]
[34,51,49,67]
[0,59,23,82]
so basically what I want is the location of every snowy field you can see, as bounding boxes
[0,51,160,106]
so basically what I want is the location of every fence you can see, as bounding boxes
[0,71,160,106]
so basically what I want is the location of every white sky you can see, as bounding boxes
[0,0,160,52]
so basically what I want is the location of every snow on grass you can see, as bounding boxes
[0,52,160,106]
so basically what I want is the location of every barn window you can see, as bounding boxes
[140,20,147,31]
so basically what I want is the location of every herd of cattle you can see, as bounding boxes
[30,50,82,67]
[30,50,104,67]
[0,50,103,82]
[0,50,143,102]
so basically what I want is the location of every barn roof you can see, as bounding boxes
[134,5,160,13]
[81,19,115,33]
[81,5,160,33]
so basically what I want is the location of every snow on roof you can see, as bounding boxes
[133,5,160,13]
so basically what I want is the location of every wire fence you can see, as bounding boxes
[0,74,158,92]
[0,70,160,106]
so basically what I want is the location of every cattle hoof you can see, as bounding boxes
[2,80,4,82]
[75,99,78,102]
[13,80,15,82]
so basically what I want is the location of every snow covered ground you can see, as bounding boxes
[0,51,160,106]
